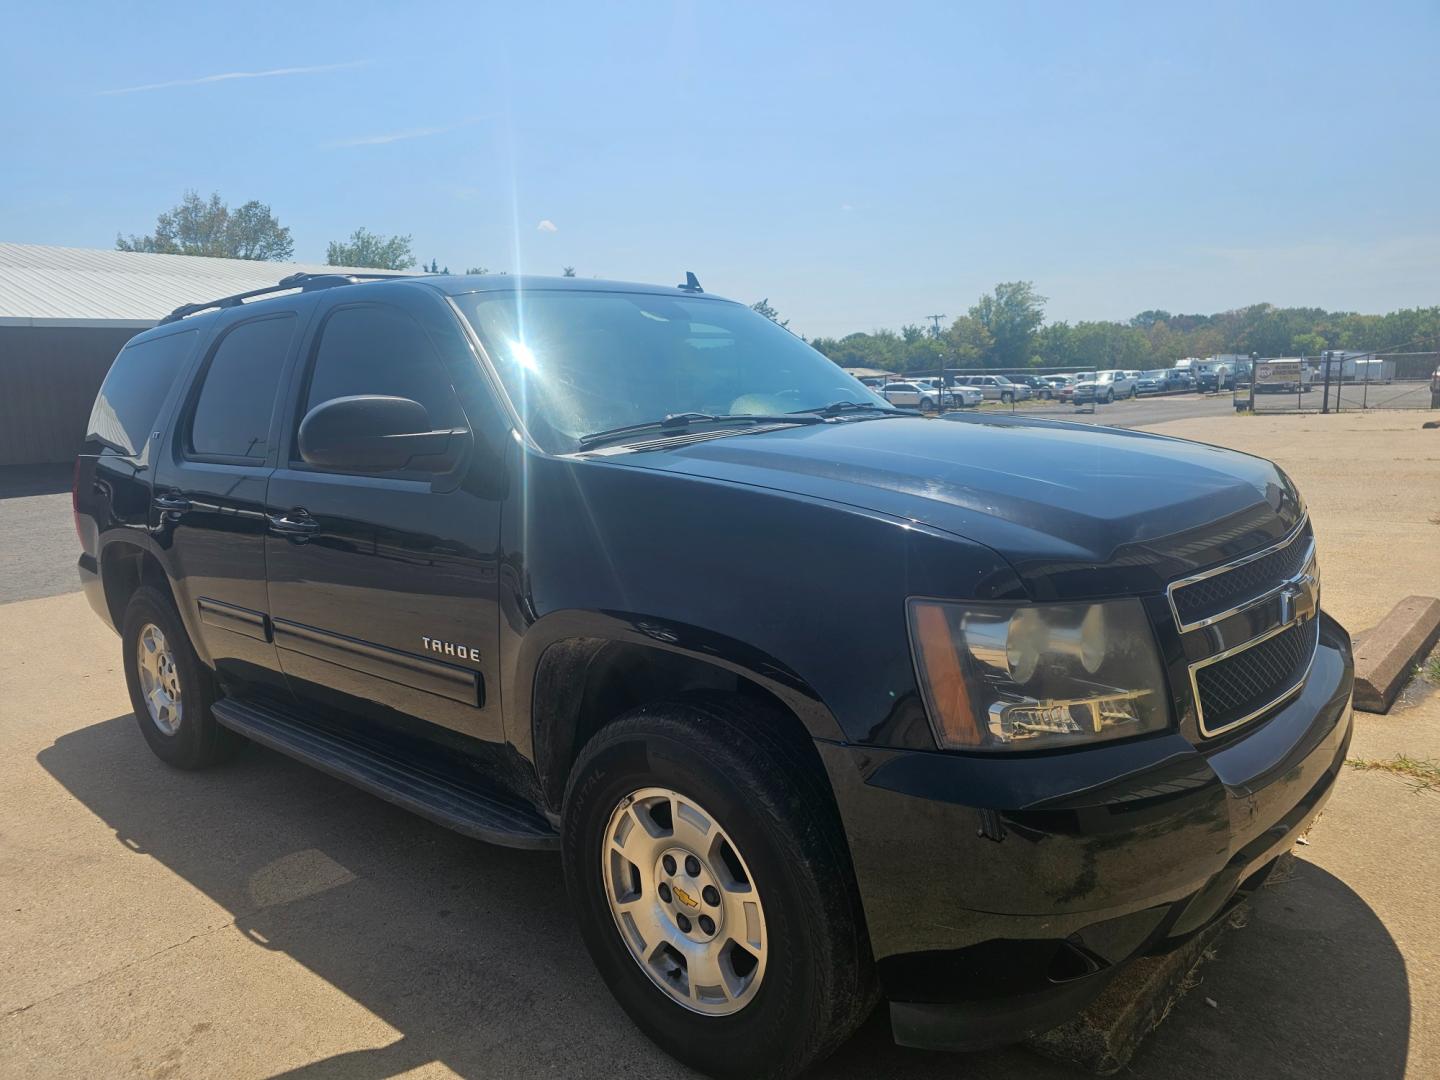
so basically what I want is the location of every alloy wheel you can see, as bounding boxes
[136,622,183,735]
[602,787,767,1015]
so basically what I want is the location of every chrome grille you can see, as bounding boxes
[1168,514,1323,738]
[1169,519,1314,631]
[1192,617,1319,736]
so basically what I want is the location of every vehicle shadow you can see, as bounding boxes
[37,715,1409,1080]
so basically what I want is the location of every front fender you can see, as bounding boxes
[511,607,842,752]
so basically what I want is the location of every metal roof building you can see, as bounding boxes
[0,243,405,465]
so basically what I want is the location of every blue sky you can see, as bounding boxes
[2,1,1436,338]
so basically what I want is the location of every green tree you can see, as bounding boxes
[751,298,789,328]
[1129,310,1172,330]
[465,266,489,275]
[968,282,1046,368]
[562,265,576,277]
[945,315,993,366]
[326,228,416,270]
[117,190,293,260]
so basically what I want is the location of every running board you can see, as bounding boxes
[211,697,559,850]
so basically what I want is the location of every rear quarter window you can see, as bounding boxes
[86,329,198,458]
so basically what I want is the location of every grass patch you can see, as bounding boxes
[1419,655,1440,684]
[1345,754,1440,793]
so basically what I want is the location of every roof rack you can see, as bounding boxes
[158,271,410,324]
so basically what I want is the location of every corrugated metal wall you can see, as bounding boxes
[0,326,143,465]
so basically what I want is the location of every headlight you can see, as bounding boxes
[907,598,1170,751]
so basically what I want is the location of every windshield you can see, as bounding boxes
[457,290,888,451]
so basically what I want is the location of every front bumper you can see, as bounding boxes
[819,612,1353,1051]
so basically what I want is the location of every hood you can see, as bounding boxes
[600,414,1304,600]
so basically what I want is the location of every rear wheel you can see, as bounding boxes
[563,697,874,1079]
[920,396,934,412]
[121,586,241,769]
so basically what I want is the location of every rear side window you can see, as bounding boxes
[302,304,463,430]
[86,330,197,457]
[189,315,297,461]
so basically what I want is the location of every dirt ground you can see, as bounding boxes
[1142,410,1440,634]
[2,412,1438,1078]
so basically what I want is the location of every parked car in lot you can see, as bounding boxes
[1011,374,1054,400]
[879,380,938,409]
[1135,369,1178,395]
[1042,374,1078,402]
[941,381,985,408]
[1431,363,1440,408]
[75,271,1353,1080]
[1073,369,1137,403]
[912,378,982,408]
[954,374,1032,403]
[1194,362,1233,392]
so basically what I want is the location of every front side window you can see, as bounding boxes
[189,315,296,461]
[457,290,880,453]
[302,304,465,433]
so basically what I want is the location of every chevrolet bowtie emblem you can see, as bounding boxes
[1280,572,1318,625]
[672,885,699,909]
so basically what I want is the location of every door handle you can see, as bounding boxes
[268,510,319,535]
[153,494,192,513]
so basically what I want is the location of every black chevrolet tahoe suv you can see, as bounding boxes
[75,271,1353,1078]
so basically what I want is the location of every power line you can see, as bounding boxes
[925,314,946,337]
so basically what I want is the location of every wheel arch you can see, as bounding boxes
[519,615,841,813]
[99,539,176,632]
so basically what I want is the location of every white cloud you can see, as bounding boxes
[840,203,854,212]
[324,125,451,149]
[536,219,558,233]
[99,61,367,96]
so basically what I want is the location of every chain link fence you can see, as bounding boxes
[1237,352,1439,414]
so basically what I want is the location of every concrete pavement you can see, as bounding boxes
[3,590,1433,1078]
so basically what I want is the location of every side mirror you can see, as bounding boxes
[298,395,463,473]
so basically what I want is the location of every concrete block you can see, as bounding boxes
[1352,595,1440,713]
[1024,913,1233,1075]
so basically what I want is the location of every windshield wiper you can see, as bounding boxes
[788,400,902,417]
[577,412,820,449]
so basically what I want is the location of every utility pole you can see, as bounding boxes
[926,314,946,338]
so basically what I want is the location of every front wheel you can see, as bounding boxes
[920,396,934,412]
[563,698,874,1079]
[1001,392,1013,404]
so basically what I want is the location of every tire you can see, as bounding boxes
[920,397,934,412]
[562,696,875,1080]
[1001,392,1013,404]
[1104,389,1114,404]
[121,585,241,769]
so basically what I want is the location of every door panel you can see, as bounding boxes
[265,469,502,740]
